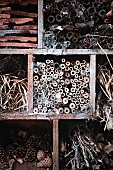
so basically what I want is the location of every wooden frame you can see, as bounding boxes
[0,1,113,170]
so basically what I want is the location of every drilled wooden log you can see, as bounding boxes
[4,10,38,18]
[0,36,37,43]
[0,42,38,48]
[13,25,38,30]
[0,18,34,25]
[0,14,10,19]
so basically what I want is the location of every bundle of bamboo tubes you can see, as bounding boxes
[33,58,90,115]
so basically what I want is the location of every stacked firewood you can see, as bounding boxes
[0,125,52,169]
[0,0,38,48]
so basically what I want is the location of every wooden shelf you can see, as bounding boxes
[0,112,92,120]
[0,49,113,55]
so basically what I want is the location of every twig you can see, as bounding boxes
[97,42,113,71]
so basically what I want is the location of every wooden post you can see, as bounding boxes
[38,0,43,48]
[90,55,96,115]
[28,54,33,113]
[53,120,59,170]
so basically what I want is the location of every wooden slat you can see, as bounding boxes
[28,54,33,113]
[0,36,37,43]
[1,49,113,55]
[13,25,38,30]
[38,0,43,48]
[0,30,38,36]
[0,3,8,6]
[53,120,59,170]
[0,25,9,30]
[0,18,34,25]
[0,0,37,5]
[20,0,37,5]
[0,7,11,12]
[90,55,96,114]
[5,10,38,18]
[0,42,38,48]
[0,14,10,19]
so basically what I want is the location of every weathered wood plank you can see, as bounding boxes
[0,18,34,25]
[13,25,38,30]
[5,10,38,18]
[0,42,38,48]
[0,0,37,5]
[28,54,33,113]
[0,7,11,12]
[0,25,9,30]
[0,14,10,19]
[19,0,37,5]
[0,30,38,36]
[90,55,96,114]
[0,36,37,43]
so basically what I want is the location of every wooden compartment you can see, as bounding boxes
[59,120,113,170]
[33,54,91,117]
[0,0,38,48]
[0,54,28,114]
[0,120,53,170]
[95,55,113,129]
[43,0,113,49]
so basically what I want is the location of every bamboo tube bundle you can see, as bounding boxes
[43,0,113,49]
[33,57,90,115]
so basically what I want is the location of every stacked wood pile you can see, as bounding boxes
[0,0,38,48]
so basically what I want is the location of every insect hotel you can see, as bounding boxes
[0,0,113,170]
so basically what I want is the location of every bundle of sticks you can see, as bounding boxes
[96,57,113,130]
[0,74,28,113]
[60,124,113,170]
[0,0,38,48]
[0,55,28,113]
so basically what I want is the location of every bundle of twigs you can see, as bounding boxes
[0,74,28,113]
[96,59,113,130]
[60,124,113,170]
[63,126,100,170]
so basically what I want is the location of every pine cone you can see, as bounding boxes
[25,147,37,162]
[0,146,6,160]
[13,145,26,159]
[37,156,52,168]
[26,135,37,149]
[37,150,45,161]
[0,158,9,170]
